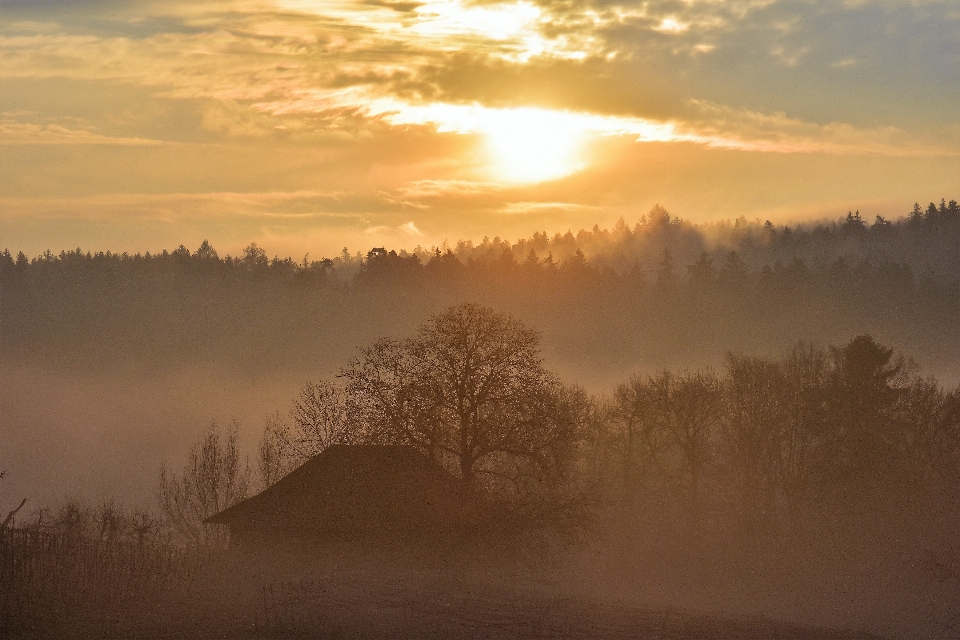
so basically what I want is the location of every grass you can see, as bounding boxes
[1,527,893,639]
[0,527,218,639]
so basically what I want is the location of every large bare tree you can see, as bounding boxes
[342,303,585,493]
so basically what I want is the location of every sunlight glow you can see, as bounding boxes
[273,0,593,61]
[254,87,833,183]
[656,18,689,33]
[481,110,588,183]
[412,0,541,41]
[374,102,688,183]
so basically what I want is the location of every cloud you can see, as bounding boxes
[1,0,958,257]
[0,122,168,145]
[399,221,423,236]
[363,220,425,238]
[499,201,599,216]
[682,100,960,157]
[395,179,503,199]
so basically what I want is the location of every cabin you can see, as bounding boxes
[204,445,480,548]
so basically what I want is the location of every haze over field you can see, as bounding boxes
[3,204,958,509]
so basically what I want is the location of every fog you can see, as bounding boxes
[0,365,303,509]
[2,203,958,639]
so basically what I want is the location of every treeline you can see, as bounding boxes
[252,331,959,543]
[1,200,957,378]
[597,337,959,532]
[4,200,956,280]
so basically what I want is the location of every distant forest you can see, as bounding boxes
[2,199,958,383]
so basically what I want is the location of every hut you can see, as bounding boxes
[204,445,477,548]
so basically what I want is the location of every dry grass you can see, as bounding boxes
[0,528,219,639]
[2,528,893,640]
[254,570,886,639]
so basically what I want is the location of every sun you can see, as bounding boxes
[377,102,592,183]
[477,108,588,183]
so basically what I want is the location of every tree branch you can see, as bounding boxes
[2,498,27,530]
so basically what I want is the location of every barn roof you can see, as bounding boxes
[204,445,472,533]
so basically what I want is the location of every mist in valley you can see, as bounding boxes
[2,203,959,639]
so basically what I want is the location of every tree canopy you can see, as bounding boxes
[343,303,586,492]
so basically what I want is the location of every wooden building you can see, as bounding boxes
[204,445,479,548]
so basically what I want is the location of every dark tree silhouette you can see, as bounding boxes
[343,303,586,493]
[158,423,250,545]
[824,335,910,487]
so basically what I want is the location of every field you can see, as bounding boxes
[1,527,894,640]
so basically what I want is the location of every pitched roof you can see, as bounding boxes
[204,445,470,534]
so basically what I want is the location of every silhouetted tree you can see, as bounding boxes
[656,248,675,286]
[242,243,268,271]
[256,412,298,490]
[255,380,364,489]
[289,380,359,453]
[194,239,218,260]
[158,422,250,545]
[719,354,787,533]
[687,252,716,287]
[824,335,910,488]
[343,303,586,494]
[777,342,831,523]
[647,370,721,526]
[609,376,672,514]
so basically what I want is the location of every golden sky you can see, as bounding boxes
[1,0,958,257]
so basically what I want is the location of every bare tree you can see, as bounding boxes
[158,422,250,546]
[93,500,128,544]
[609,376,672,514]
[342,303,586,495]
[289,380,359,455]
[719,353,788,533]
[778,342,830,524]
[1,498,27,531]
[255,381,360,489]
[257,412,296,490]
[647,370,721,525]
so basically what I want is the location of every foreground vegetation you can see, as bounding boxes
[3,526,896,640]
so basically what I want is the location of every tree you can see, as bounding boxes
[687,251,715,287]
[720,250,746,284]
[193,239,218,260]
[158,422,250,545]
[719,354,788,532]
[656,248,675,286]
[824,335,911,488]
[288,380,359,456]
[0,470,28,531]
[609,376,672,514]
[242,243,268,270]
[255,380,359,489]
[777,342,830,522]
[646,370,721,524]
[256,412,297,490]
[1,499,27,531]
[342,303,585,495]
[843,210,865,232]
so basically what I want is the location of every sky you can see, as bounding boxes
[1,0,958,258]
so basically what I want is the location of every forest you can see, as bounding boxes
[2,200,958,382]
[1,200,959,639]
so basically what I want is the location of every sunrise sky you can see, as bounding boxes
[1,0,958,257]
